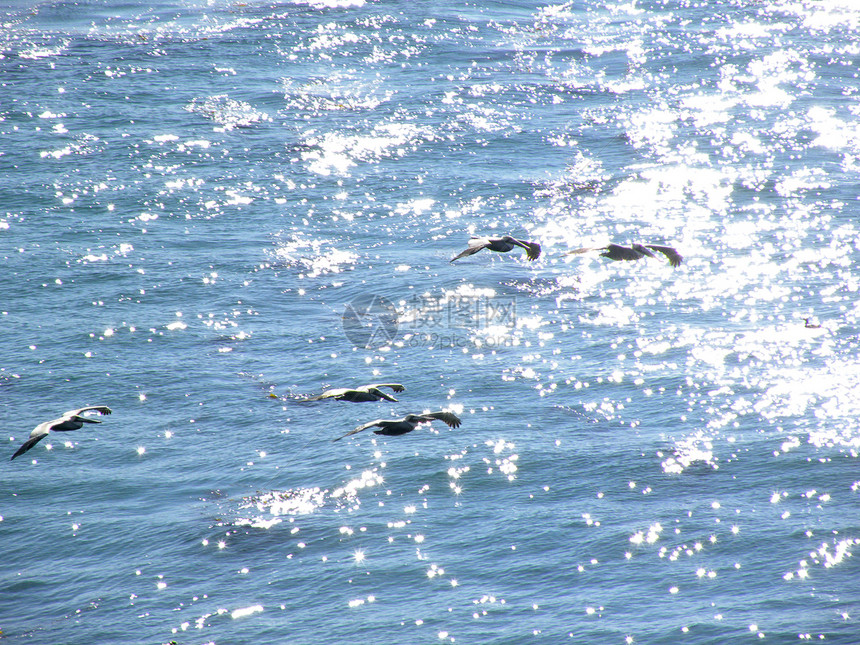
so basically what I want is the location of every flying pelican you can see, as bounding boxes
[11,406,112,460]
[450,235,541,262]
[303,383,406,403]
[567,243,683,268]
[333,411,461,442]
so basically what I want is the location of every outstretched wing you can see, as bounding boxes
[365,383,405,393]
[450,238,490,263]
[511,239,541,261]
[333,419,382,442]
[11,431,48,460]
[66,406,112,418]
[364,388,399,402]
[645,244,683,268]
[606,244,645,261]
[565,247,599,255]
[419,411,462,428]
[304,388,350,401]
[569,245,634,259]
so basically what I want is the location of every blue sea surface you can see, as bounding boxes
[2,1,860,643]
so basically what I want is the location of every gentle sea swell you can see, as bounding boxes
[2,1,859,643]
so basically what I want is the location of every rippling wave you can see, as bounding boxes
[2,0,859,643]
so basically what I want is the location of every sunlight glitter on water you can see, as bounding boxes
[271,233,359,278]
[185,94,271,131]
[660,434,719,475]
[231,604,264,620]
[5,2,860,643]
[240,487,327,518]
[300,122,436,176]
[332,469,385,503]
[283,74,390,113]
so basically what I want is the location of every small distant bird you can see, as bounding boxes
[333,411,462,442]
[804,318,821,329]
[567,243,683,268]
[450,235,541,262]
[303,383,405,403]
[11,406,112,460]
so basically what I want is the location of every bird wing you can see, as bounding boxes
[450,238,490,262]
[364,388,398,402]
[645,244,683,267]
[305,388,350,401]
[11,429,49,460]
[419,411,462,428]
[565,247,599,255]
[511,238,541,260]
[365,383,405,393]
[64,406,112,425]
[65,406,112,418]
[333,418,384,442]
[67,416,102,425]
[606,244,644,261]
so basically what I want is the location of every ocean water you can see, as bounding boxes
[2,0,860,643]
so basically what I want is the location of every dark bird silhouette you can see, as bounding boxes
[11,406,112,460]
[567,243,683,268]
[333,411,461,442]
[303,383,405,403]
[450,235,541,262]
